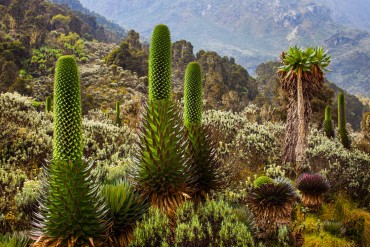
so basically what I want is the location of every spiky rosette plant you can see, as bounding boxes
[296,173,330,209]
[32,56,109,247]
[134,24,195,216]
[102,180,149,247]
[183,62,223,203]
[134,99,194,215]
[324,106,334,138]
[0,232,31,247]
[246,177,297,236]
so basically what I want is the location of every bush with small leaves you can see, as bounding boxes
[253,176,274,188]
[130,199,254,246]
[129,207,171,247]
[306,130,370,206]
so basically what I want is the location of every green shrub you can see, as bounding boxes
[0,232,31,247]
[253,176,273,188]
[130,200,255,246]
[129,207,171,247]
[306,130,370,206]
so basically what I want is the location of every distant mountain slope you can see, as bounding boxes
[322,0,370,31]
[79,0,370,97]
[49,0,126,40]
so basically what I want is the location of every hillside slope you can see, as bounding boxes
[78,0,370,97]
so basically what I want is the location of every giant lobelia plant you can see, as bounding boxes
[183,61,223,203]
[32,56,109,246]
[133,24,195,216]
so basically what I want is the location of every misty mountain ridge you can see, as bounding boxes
[78,0,370,97]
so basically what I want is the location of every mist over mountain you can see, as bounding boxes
[79,0,370,97]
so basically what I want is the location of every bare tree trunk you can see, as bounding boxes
[295,74,307,173]
[283,101,298,165]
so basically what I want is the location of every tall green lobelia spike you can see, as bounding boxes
[45,96,52,113]
[338,93,350,148]
[53,55,82,162]
[183,62,223,203]
[115,101,121,127]
[324,106,334,138]
[148,24,172,101]
[134,25,195,216]
[184,62,202,127]
[32,56,109,246]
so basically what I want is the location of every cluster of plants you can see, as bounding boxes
[1,20,370,247]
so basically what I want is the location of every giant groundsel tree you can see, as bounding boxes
[278,46,330,172]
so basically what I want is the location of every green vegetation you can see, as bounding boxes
[338,93,351,148]
[148,24,172,101]
[278,46,331,170]
[115,101,121,127]
[253,175,274,188]
[184,62,202,126]
[296,173,330,209]
[0,4,369,245]
[102,181,148,247]
[134,24,194,216]
[130,200,254,246]
[105,30,148,77]
[247,177,297,239]
[183,61,223,202]
[45,96,52,113]
[324,106,334,138]
[32,56,108,246]
[0,232,30,247]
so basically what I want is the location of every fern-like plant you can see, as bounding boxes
[134,24,194,216]
[338,93,351,148]
[32,56,109,246]
[183,62,223,203]
[324,106,334,138]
